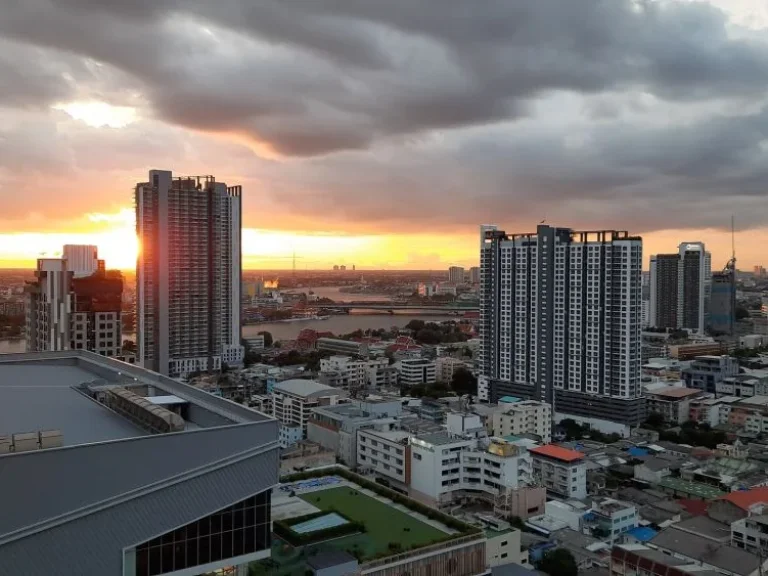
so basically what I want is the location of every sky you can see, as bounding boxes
[1,0,768,271]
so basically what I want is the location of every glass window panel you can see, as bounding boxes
[199,535,211,565]
[185,538,198,568]
[148,546,161,576]
[136,547,149,576]
[161,543,174,573]
[233,528,245,557]
[173,542,186,571]
[222,510,233,532]
[244,527,256,555]
[211,532,223,563]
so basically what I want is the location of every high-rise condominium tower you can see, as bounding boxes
[648,242,711,334]
[135,170,243,377]
[448,266,465,285]
[479,224,644,425]
[25,248,123,356]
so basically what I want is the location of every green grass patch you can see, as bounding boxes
[298,487,446,557]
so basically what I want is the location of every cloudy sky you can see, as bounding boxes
[1,0,768,270]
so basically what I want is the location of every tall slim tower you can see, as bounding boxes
[135,170,243,377]
[479,224,644,425]
[677,242,711,334]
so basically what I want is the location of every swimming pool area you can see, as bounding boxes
[291,512,349,534]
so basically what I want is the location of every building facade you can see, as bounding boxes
[529,444,587,500]
[480,224,644,425]
[271,379,348,437]
[710,270,736,335]
[448,266,465,285]
[491,401,552,443]
[26,254,123,357]
[135,170,243,377]
[398,358,437,387]
[649,254,680,329]
[678,242,712,334]
[357,425,411,489]
[682,355,739,394]
[63,244,100,277]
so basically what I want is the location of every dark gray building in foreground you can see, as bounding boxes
[0,350,278,576]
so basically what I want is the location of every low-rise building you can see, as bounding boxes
[398,357,437,387]
[318,355,367,390]
[611,543,762,576]
[436,356,468,383]
[271,379,348,437]
[409,413,534,508]
[645,386,704,424]
[529,444,587,500]
[357,424,411,490]
[633,455,684,484]
[492,401,552,443]
[278,422,303,448]
[709,487,768,525]
[244,334,266,351]
[316,337,368,357]
[682,355,739,394]
[717,374,768,398]
[732,509,768,557]
[591,498,638,544]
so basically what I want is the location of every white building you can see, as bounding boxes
[278,423,303,449]
[244,334,265,351]
[135,170,243,377]
[63,244,99,278]
[26,255,123,357]
[271,379,348,437]
[529,444,587,500]
[436,356,467,383]
[368,360,399,389]
[409,413,534,508]
[357,424,411,489]
[492,401,552,443]
[319,355,368,390]
[449,266,466,285]
[591,497,638,544]
[479,224,644,426]
[398,358,437,387]
[732,507,768,557]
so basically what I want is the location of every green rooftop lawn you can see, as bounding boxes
[298,487,447,555]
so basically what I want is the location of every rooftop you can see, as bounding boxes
[274,378,347,399]
[650,527,761,576]
[658,477,725,500]
[672,516,731,542]
[412,431,471,447]
[718,486,768,511]
[647,386,702,399]
[529,444,585,463]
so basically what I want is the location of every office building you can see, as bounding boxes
[398,357,437,387]
[0,350,278,576]
[135,170,243,377]
[710,270,736,335]
[26,254,123,357]
[480,224,644,425]
[409,413,534,508]
[649,254,680,329]
[63,244,100,277]
[448,266,465,285]
[357,424,411,490]
[678,242,711,334]
[271,379,348,437]
[491,400,552,443]
[529,444,587,499]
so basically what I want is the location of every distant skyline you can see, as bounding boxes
[1,1,768,270]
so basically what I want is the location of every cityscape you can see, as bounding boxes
[3,2,768,576]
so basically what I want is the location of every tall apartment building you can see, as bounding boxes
[25,254,123,356]
[479,224,644,425]
[710,270,736,335]
[679,242,711,334]
[649,243,711,334]
[448,266,465,285]
[529,444,587,499]
[135,170,243,377]
[649,254,680,329]
[469,266,481,284]
[63,244,100,277]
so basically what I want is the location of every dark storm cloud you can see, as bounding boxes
[1,0,768,234]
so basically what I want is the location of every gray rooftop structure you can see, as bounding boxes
[273,378,347,399]
[0,351,279,576]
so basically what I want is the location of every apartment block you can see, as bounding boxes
[318,355,367,389]
[409,413,534,508]
[135,170,243,377]
[529,444,587,500]
[448,266,465,285]
[491,400,552,443]
[398,357,437,387]
[682,355,739,394]
[357,424,411,489]
[591,498,638,544]
[271,379,348,438]
[480,224,644,425]
[436,356,468,383]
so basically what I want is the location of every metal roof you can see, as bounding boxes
[273,378,346,398]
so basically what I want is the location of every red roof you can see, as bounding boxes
[529,444,585,463]
[718,487,768,510]
[677,498,708,516]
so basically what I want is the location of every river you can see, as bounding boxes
[0,315,459,353]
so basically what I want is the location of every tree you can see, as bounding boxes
[538,548,578,576]
[258,331,273,348]
[736,306,750,320]
[405,319,426,332]
[415,328,441,345]
[450,367,477,395]
[644,412,666,430]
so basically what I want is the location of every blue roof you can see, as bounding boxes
[626,526,658,542]
[628,447,649,457]
[499,396,522,403]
